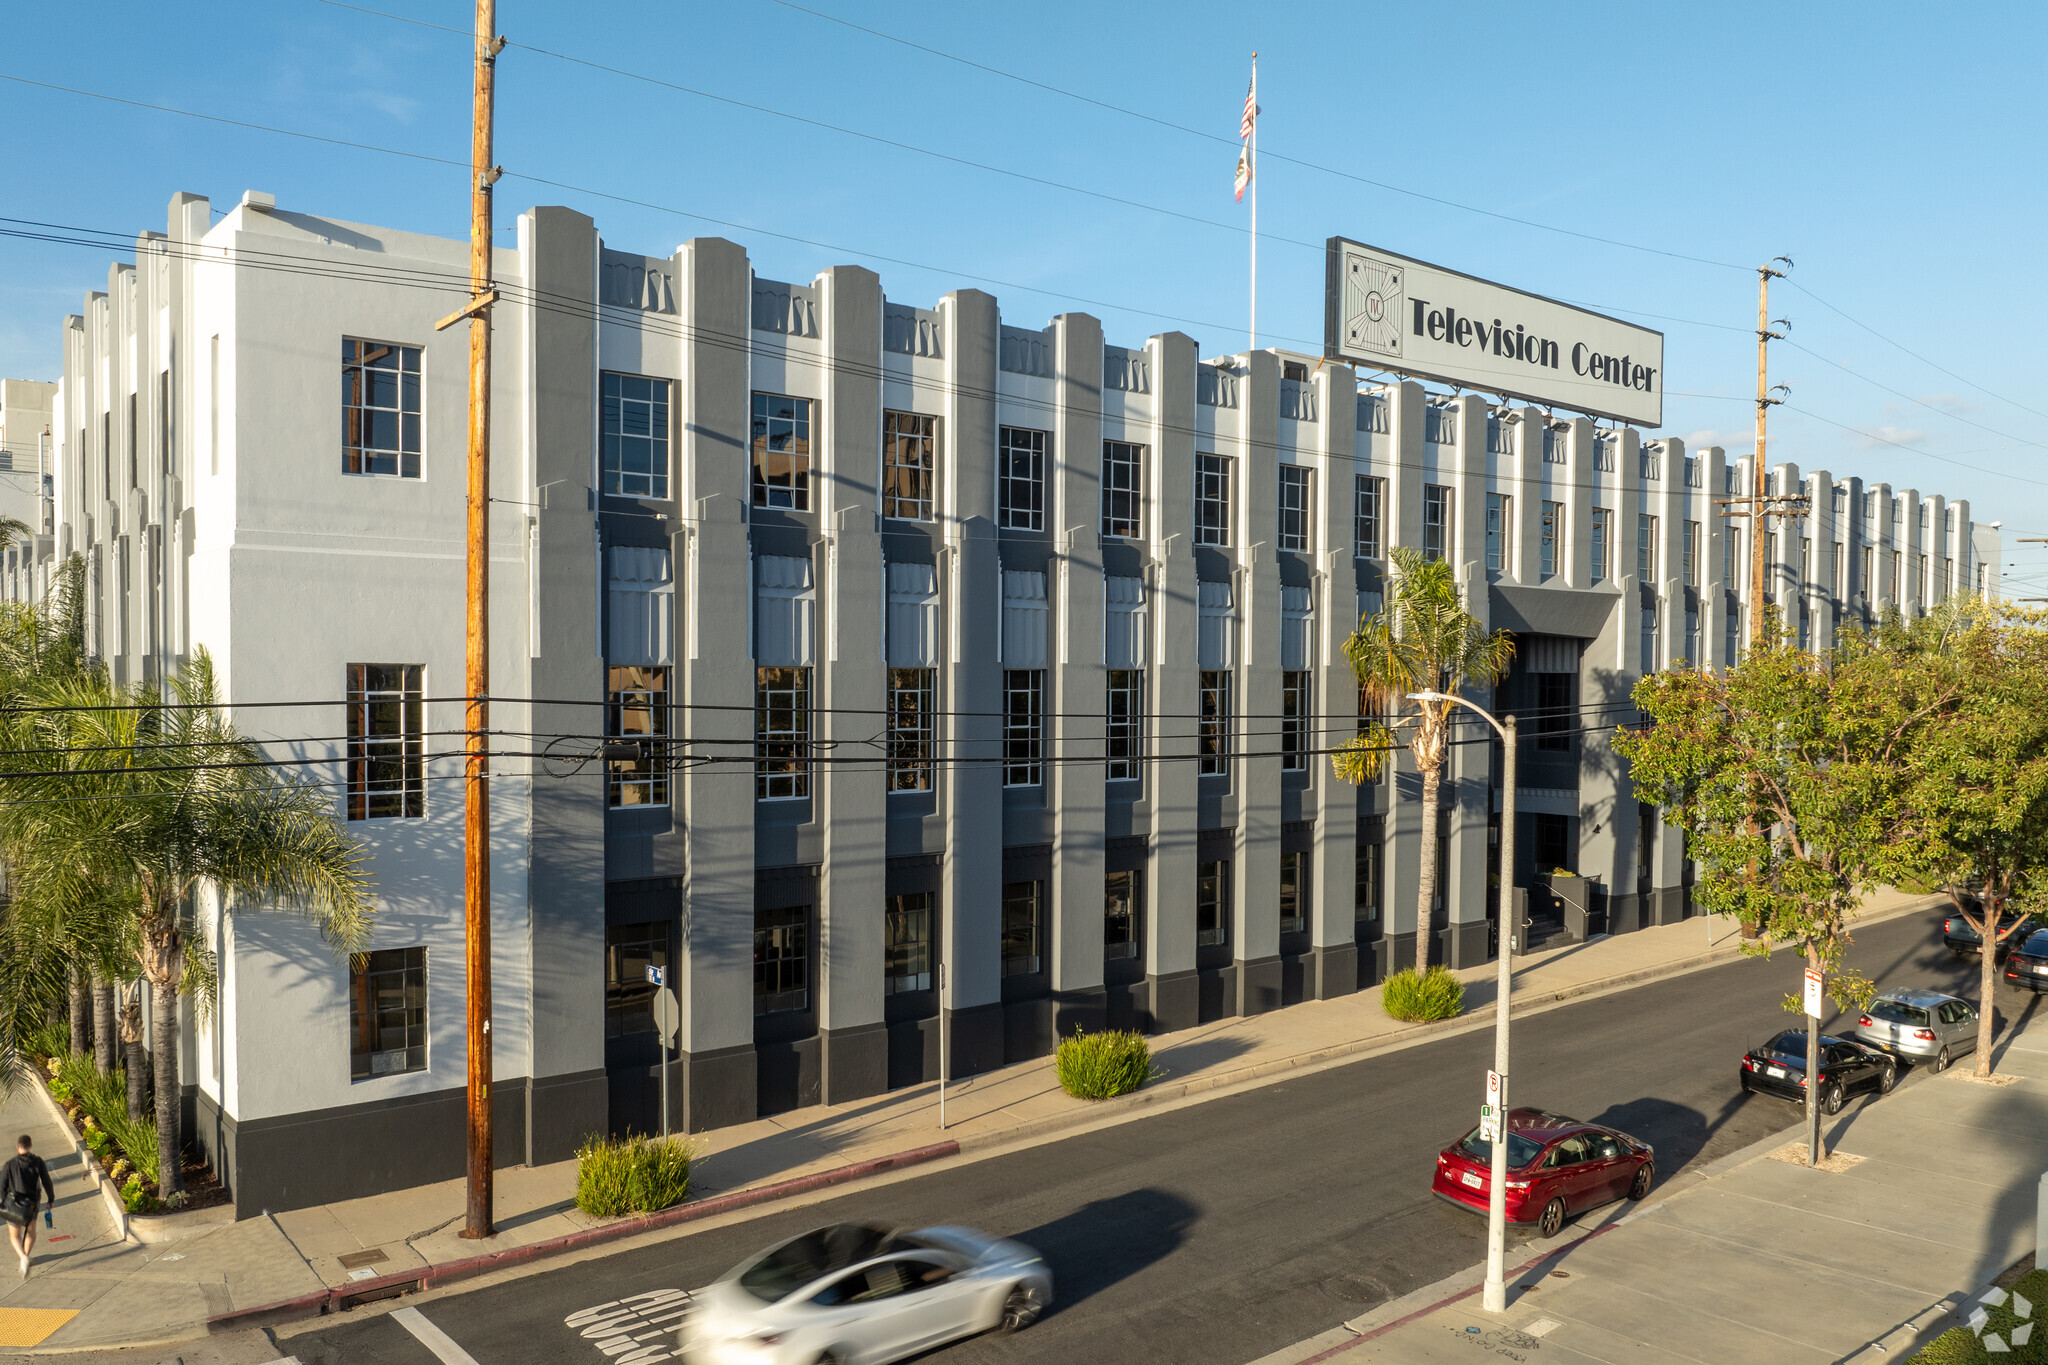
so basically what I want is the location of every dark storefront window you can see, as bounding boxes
[886,893,934,994]
[1105,871,1138,961]
[604,921,668,1038]
[1001,882,1042,977]
[754,905,808,1015]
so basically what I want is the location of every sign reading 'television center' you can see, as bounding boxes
[1323,237,1665,429]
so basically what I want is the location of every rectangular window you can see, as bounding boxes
[342,339,422,479]
[887,667,935,792]
[1919,553,1930,603]
[601,372,671,500]
[606,664,670,807]
[604,922,668,1038]
[158,369,171,476]
[1423,484,1454,563]
[346,663,423,821]
[1199,670,1231,777]
[750,392,812,510]
[882,410,936,521]
[1355,838,1382,923]
[1107,668,1144,783]
[1101,439,1144,539]
[1725,525,1741,588]
[1279,851,1308,934]
[1281,670,1310,772]
[1891,549,1903,597]
[350,947,426,1080]
[1194,453,1232,547]
[1765,534,1779,598]
[1004,669,1044,786]
[1277,465,1311,552]
[754,905,808,1014]
[1683,521,1700,587]
[1539,501,1561,579]
[1637,514,1658,581]
[1861,546,1874,596]
[885,892,934,994]
[1591,508,1612,584]
[1641,604,1658,669]
[1943,558,1953,601]
[1354,475,1385,558]
[1831,544,1845,598]
[1105,871,1139,961]
[208,334,219,476]
[1801,537,1813,585]
[1001,882,1042,977]
[1535,672,1571,752]
[756,666,810,800]
[1485,493,1511,573]
[1196,861,1230,947]
[998,426,1046,531]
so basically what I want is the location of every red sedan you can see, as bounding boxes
[1431,1108,1656,1238]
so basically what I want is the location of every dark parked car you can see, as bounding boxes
[1432,1108,1654,1239]
[1740,1030,1897,1113]
[1944,907,2035,960]
[2005,929,2048,995]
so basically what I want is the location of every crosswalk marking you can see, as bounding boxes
[565,1288,695,1364]
[393,1307,484,1365]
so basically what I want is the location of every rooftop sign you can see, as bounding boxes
[1324,237,1665,428]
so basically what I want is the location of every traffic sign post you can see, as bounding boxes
[651,986,679,1140]
[1479,1070,1503,1141]
[1802,968,1823,1018]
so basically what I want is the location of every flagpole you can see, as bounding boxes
[1248,52,1258,353]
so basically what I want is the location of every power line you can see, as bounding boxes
[1786,280,2048,425]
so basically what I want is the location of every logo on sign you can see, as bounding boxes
[1343,254,1403,359]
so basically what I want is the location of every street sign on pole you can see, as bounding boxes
[1802,968,1824,1019]
[645,963,665,988]
[651,987,678,1140]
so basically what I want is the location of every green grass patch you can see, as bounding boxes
[1382,966,1465,1023]
[575,1134,694,1218]
[1910,1269,2048,1362]
[1054,1028,1160,1100]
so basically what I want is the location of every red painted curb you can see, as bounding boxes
[205,1139,960,1334]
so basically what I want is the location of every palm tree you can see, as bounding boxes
[0,649,375,1196]
[1333,545,1514,972]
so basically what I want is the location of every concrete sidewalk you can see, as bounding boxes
[0,889,1938,1354]
[1282,958,2048,1363]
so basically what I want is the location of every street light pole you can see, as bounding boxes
[1411,691,1517,1313]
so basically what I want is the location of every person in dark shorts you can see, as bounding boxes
[2,1135,54,1278]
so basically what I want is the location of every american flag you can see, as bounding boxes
[1239,73,1258,140]
[1235,66,1257,201]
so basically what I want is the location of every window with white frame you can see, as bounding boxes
[342,339,421,479]
[1199,670,1231,777]
[601,372,670,499]
[885,893,934,994]
[998,426,1046,531]
[1422,485,1454,563]
[1724,524,1741,589]
[350,947,426,1080]
[1641,603,1659,669]
[1279,851,1309,934]
[606,665,669,807]
[1540,501,1562,579]
[751,392,811,510]
[1831,544,1845,598]
[883,411,936,521]
[1107,669,1144,782]
[1278,465,1312,552]
[1195,453,1232,547]
[1637,514,1658,581]
[1282,670,1309,772]
[1004,669,1044,786]
[1102,439,1144,539]
[1105,871,1139,961]
[1196,861,1229,947]
[1591,507,1612,584]
[887,667,935,792]
[1683,520,1700,587]
[1001,882,1041,977]
[1485,493,1512,573]
[347,663,423,820]
[756,666,810,799]
[1354,475,1385,558]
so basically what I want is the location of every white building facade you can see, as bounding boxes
[21,191,1999,1216]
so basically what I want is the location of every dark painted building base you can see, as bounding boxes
[684,1043,756,1133]
[822,1023,887,1105]
[1237,955,1282,1016]
[1148,969,1199,1033]
[1003,997,1054,1065]
[1650,887,1687,926]
[1053,985,1107,1040]
[528,1068,608,1166]
[1313,943,1358,1000]
[757,1036,820,1116]
[1443,922,1491,969]
[1105,981,1149,1033]
[1382,931,1415,975]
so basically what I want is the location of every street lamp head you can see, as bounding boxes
[1408,690,1446,703]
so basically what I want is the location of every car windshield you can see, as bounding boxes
[2023,931,2048,956]
[1869,1000,1931,1026]
[1458,1130,1546,1170]
[738,1225,920,1303]
[1765,1031,1816,1061]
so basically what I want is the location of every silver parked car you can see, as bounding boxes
[1854,988,1980,1070]
[679,1221,1052,1365]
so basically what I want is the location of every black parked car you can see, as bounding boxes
[1943,907,2035,960]
[1739,1030,1897,1114]
[2004,929,2048,995]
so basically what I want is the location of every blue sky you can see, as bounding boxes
[4,1,2046,588]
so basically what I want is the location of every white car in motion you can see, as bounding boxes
[680,1221,1053,1365]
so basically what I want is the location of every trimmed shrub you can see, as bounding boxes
[575,1134,695,1218]
[50,1054,157,1184]
[1054,1028,1160,1100]
[1382,966,1465,1023]
[1909,1269,2048,1362]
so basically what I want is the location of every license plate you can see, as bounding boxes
[1461,1171,1483,1189]
[1766,1065,1786,1079]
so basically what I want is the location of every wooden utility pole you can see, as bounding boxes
[1715,258,1806,649]
[436,0,504,1241]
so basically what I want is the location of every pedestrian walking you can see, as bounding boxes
[2,1135,55,1278]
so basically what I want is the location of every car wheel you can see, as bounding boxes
[1822,1083,1845,1116]
[1628,1163,1655,1200]
[1538,1198,1567,1238]
[1879,1063,1899,1095]
[1935,1046,1952,1072]
[1000,1282,1046,1333]
[815,1353,844,1365]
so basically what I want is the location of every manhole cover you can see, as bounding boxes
[1321,1275,1383,1304]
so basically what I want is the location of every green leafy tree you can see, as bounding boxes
[1885,600,2048,1077]
[1617,615,1957,1160]
[1333,545,1513,971]
[0,649,375,1195]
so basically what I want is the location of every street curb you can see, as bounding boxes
[201,1139,959,1336]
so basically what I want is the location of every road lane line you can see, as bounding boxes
[393,1307,484,1365]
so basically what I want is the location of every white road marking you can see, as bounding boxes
[564,1288,696,1364]
[393,1306,485,1365]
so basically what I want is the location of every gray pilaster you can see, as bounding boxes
[1235,346,1281,1012]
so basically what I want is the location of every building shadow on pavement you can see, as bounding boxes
[1009,1187,1198,1316]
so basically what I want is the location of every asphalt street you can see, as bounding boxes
[274,909,1991,1365]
